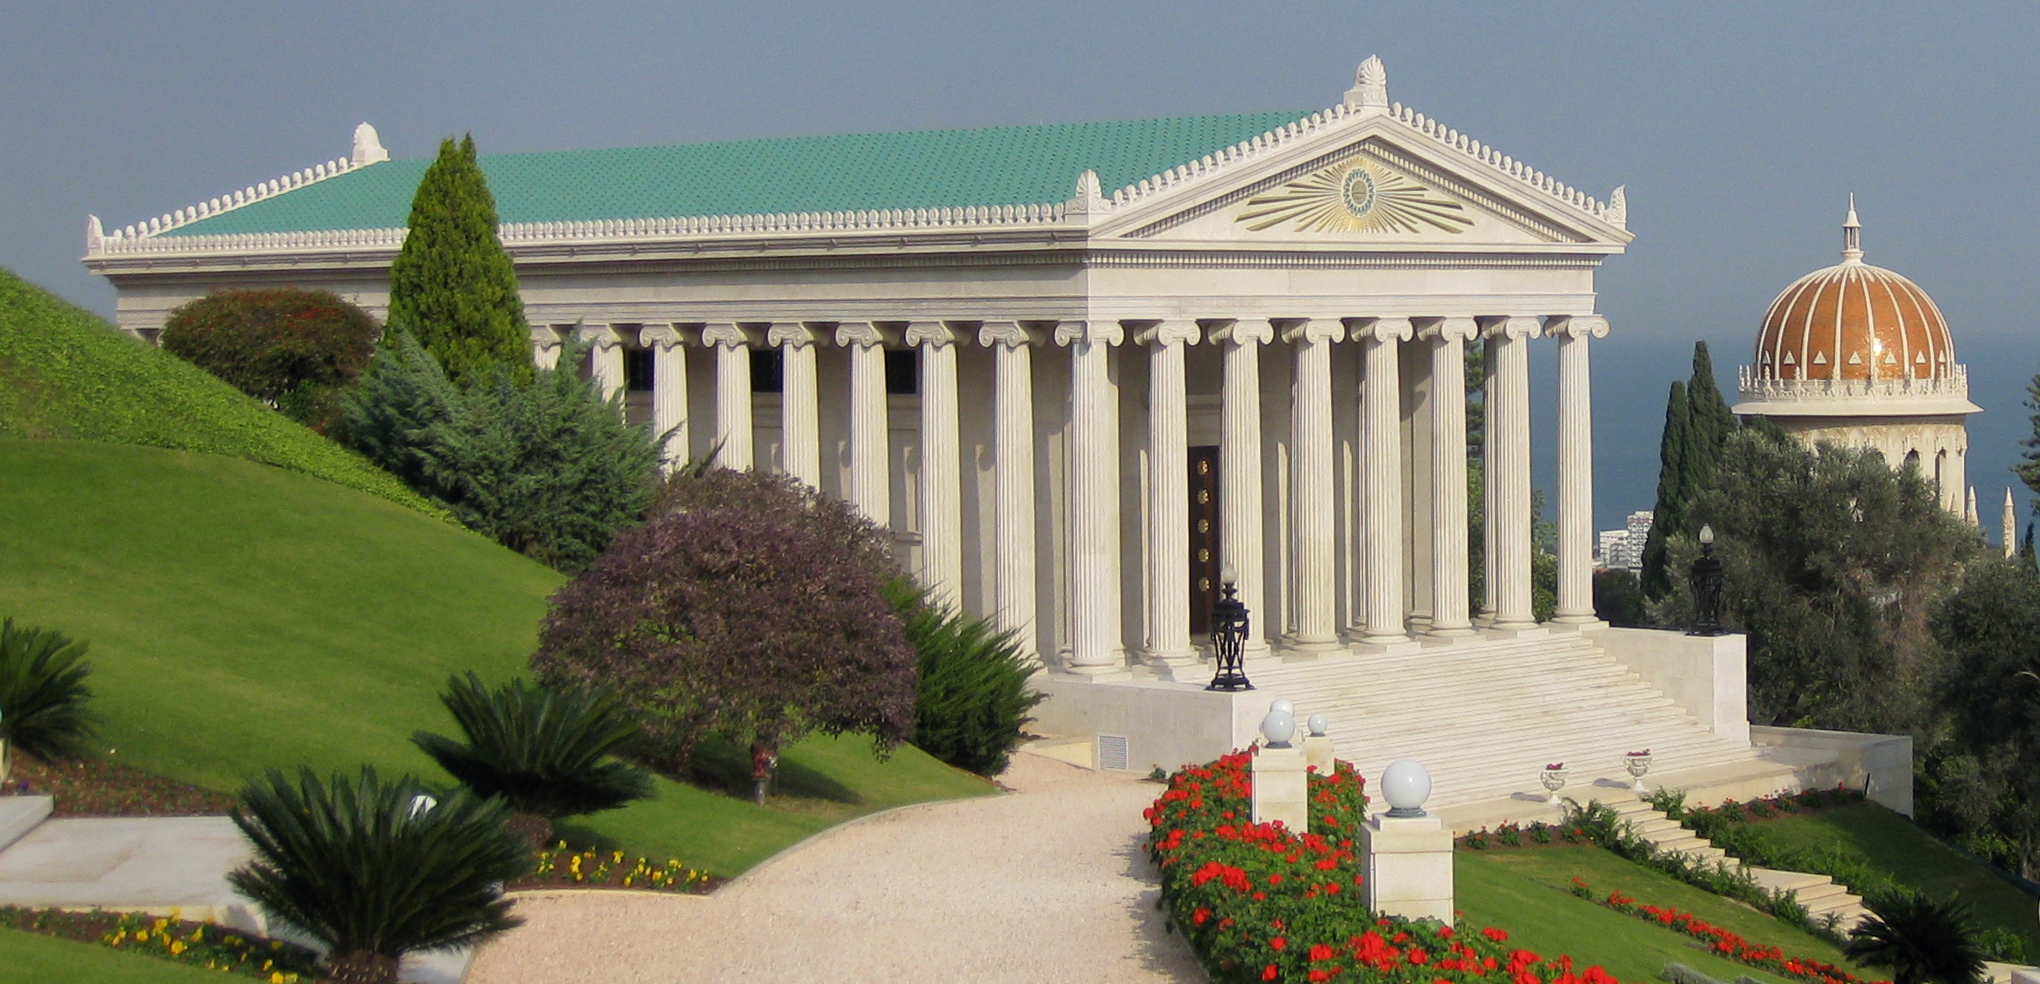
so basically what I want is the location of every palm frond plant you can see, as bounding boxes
[0,618,96,779]
[885,580,1046,776]
[228,766,525,984]
[411,673,653,843]
[1844,889,1988,984]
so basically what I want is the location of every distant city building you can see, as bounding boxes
[1595,510,1653,575]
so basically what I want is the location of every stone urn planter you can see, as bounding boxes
[1540,763,1568,806]
[1625,750,1653,794]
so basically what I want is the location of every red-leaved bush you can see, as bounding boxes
[532,487,916,772]
[160,288,379,434]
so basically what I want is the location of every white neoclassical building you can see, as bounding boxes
[90,58,1885,817]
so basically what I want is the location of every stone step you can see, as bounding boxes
[0,795,52,854]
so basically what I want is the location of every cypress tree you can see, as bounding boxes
[1685,341,1738,489]
[386,135,530,387]
[1640,380,1690,598]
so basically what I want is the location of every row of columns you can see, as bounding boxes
[534,312,1606,673]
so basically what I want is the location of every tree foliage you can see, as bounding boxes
[532,474,916,774]
[385,136,529,388]
[228,766,525,984]
[159,288,380,434]
[1642,343,1740,599]
[1650,429,1976,732]
[0,617,95,763]
[343,330,662,571]
[1922,558,2040,877]
[885,580,1045,776]
[411,673,653,823]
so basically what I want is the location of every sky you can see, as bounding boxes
[5,1,2038,535]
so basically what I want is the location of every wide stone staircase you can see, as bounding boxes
[1602,797,1869,930]
[1242,628,1799,823]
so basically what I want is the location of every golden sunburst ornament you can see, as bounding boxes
[1235,161,1473,234]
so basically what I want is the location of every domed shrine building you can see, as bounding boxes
[1732,200,1978,516]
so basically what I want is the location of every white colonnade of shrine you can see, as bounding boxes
[534,311,1610,677]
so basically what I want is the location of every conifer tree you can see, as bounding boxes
[386,135,530,387]
[1640,380,1689,598]
[1686,341,1738,488]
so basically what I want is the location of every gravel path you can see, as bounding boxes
[465,753,1205,983]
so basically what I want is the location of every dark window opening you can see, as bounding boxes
[624,348,654,392]
[884,348,919,395]
[751,348,784,393]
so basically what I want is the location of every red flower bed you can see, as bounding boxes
[1148,753,1624,983]
[1575,878,1886,984]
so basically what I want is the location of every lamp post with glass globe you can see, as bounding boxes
[1207,566,1253,692]
[1689,524,1726,637]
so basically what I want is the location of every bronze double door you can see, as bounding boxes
[1188,446,1222,636]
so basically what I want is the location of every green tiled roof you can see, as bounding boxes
[168,111,1311,237]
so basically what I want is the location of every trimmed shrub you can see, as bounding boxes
[411,673,652,836]
[228,766,524,984]
[885,579,1044,776]
[532,495,916,780]
[159,288,379,434]
[652,465,895,581]
[386,135,530,387]
[344,330,662,571]
[0,617,95,763]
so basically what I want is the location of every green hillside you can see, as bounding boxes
[0,439,988,874]
[0,266,430,513]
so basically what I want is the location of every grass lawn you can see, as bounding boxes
[0,927,227,984]
[1457,845,1873,984]
[1749,804,2040,954]
[0,439,990,876]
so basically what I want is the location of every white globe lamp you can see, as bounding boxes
[1259,700,1297,749]
[1380,759,1432,818]
[1306,712,1329,738]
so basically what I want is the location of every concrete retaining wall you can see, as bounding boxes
[1750,725,1913,816]
[1593,627,1750,746]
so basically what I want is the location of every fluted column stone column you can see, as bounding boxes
[1356,317,1414,642]
[1549,315,1608,624]
[768,323,824,487]
[1212,319,1274,658]
[578,325,626,405]
[907,321,964,604]
[835,321,890,526]
[641,324,690,471]
[980,321,1039,660]
[1486,316,1540,629]
[1139,320,1201,669]
[1425,318,1479,636]
[1283,318,1345,647]
[703,322,754,471]
[529,326,562,371]
[1058,320,1126,675]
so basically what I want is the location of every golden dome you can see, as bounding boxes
[1752,201,1955,383]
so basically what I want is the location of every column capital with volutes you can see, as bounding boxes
[576,324,624,350]
[1134,319,1202,347]
[904,321,966,348]
[977,320,1048,348]
[1344,316,1414,344]
[1416,316,1481,343]
[1054,320,1124,347]
[640,324,688,349]
[1481,315,1543,341]
[1543,314,1610,340]
[1206,318,1272,346]
[1279,318,1346,345]
[529,325,563,352]
[834,320,895,349]
[702,322,758,348]
[767,322,828,348]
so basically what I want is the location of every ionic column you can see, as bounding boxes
[1138,320,1201,668]
[529,326,563,371]
[835,322,889,526]
[1283,318,1346,647]
[1487,316,1541,629]
[1356,318,1414,642]
[1478,334,1497,625]
[641,324,690,471]
[768,323,824,488]
[1425,318,1479,636]
[1549,315,1608,623]
[578,325,626,406]
[1210,319,1274,657]
[980,321,1039,660]
[703,322,754,471]
[907,321,964,604]
[1056,320,1126,674]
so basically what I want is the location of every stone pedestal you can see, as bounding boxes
[1251,746,1309,832]
[1361,813,1454,924]
[1302,736,1335,776]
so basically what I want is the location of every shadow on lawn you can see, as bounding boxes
[678,733,864,807]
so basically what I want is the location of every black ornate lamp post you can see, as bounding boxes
[1688,524,1727,637]
[1207,574,1254,692]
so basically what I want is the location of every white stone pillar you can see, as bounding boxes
[768,323,824,488]
[578,325,626,408]
[1357,318,1414,642]
[1478,334,1497,625]
[908,321,964,604]
[980,321,1039,660]
[1139,320,1201,669]
[1487,316,1541,629]
[1425,318,1479,636]
[529,326,563,371]
[1283,318,1345,647]
[1057,320,1126,675]
[1549,315,1607,624]
[1212,319,1274,657]
[642,324,690,471]
[703,322,754,471]
[835,321,889,526]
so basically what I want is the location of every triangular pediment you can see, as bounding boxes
[1089,106,1631,249]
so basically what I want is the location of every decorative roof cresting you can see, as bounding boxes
[1344,55,1389,115]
